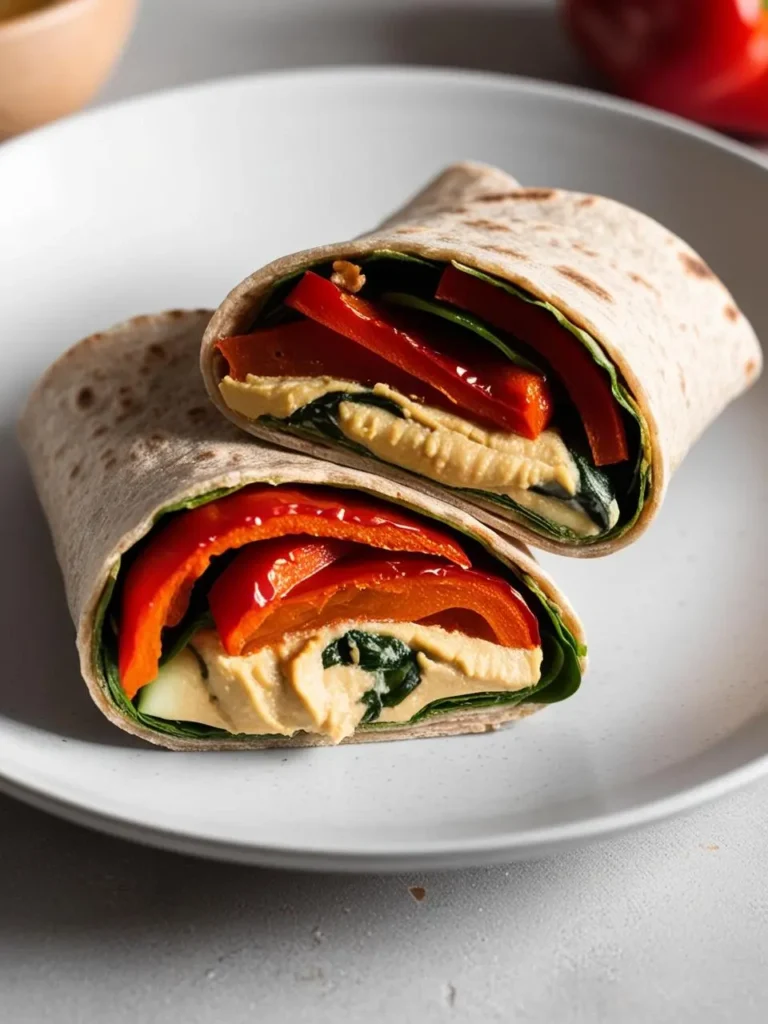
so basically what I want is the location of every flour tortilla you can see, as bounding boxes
[201,161,762,556]
[18,310,585,750]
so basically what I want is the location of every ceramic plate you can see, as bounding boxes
[1,68,766,871]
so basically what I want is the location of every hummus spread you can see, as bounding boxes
[219,374,601,536]
[137,621,543,743]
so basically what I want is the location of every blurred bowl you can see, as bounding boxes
[0,0,138,139]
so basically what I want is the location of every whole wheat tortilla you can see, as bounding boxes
[18,309,585,750]
[201,161,763,557]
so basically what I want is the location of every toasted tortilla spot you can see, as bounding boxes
[479,188,554,202]
[104,456,117,471]
[576,196,596,208]
[464,218,511,232]
[70,462,81,480]
[168,310,185,320]
[724,304,739,322]
[76,386,95,410]
[92,425,107,438]
[147,343,166,360]
[196,450,216,461]
[556,266,613,302]
[481,243,526,259]
[678,366,688,400]
[395,225,427,234]
[679,252,713,279]
[573,242,598,257]
[628,271,658,294]
[746,358,758,378]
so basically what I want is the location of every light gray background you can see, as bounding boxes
[3,1,767,1021]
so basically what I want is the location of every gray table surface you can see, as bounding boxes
[3,2,768,1021]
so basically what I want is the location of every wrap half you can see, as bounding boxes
[202,161,762,556]
[19,310,586,750]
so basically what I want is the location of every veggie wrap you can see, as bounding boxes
[19,310,586,750]
[202,161,762,555]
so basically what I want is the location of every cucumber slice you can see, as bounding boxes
[137,647,231,729]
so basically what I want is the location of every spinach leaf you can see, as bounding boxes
[284,390,405,440]
[531,450,618,534]
[322,629,421,723]
[382,291,543,373]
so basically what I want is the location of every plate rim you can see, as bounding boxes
[2,63,766,869]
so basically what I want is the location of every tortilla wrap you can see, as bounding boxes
[201,161,762,556]
[18,310,586,750]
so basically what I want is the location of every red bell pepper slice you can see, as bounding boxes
[216,319,453,413]
[435,266,629,466]
[284,271,553,439]
[118,486,470,698]
[208,536,353,656]
[210,549,540,655]
[564,0,768,135]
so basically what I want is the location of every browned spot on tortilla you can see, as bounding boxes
[129,450,139,462]
[678,366,688,399]
[628,271,658,295]
[464,218,510,232]
[168,309,185,319]
[132,315,150,326]
[481,243,525,259]
[119,395,135,411]
[576,196,596,208]
[101,448,115,462]
[76,386,95,410]
[478,188,554,203]
[139,365,150,377]
[724,304,739,322]
[395,225,426,235]
[118,385,132,396]
[573,242,598,257]
[147,343,166,360]
[679,252,713,279]
[54,443,66,458]
[144,433,166,452]
[746,358,758,378]
[194,308,211,317]
[548,239,561,249]
[532,223,551,232]
[93,424,108,438]
[187,406,209,425]
[104,456,118,471]
[196,450,216,461]
[69,462,81,480]
[229,452,243,464]
[409,886,426,902]
[556,266,613,302]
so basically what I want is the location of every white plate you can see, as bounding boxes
[1,68,766,871]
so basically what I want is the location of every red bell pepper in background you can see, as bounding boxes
[563,0,768,135]
[436,266,629,467]
[285,272,554,440]
[118,486,470,698]
[210,550,540,655]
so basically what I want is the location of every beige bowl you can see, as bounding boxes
[0,0,138,139]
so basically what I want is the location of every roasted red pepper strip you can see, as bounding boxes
[284,271,553,439]
[564,0,768,134]
[216,319,454,413]
[209,536,353,655]
[210,550,539,655]
[118,486,470,698]
[436,266,629,466]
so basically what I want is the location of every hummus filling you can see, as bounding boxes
[219,374,607,537]
[137,621,543,743]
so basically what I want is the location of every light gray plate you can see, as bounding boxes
[0,68,765,870]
